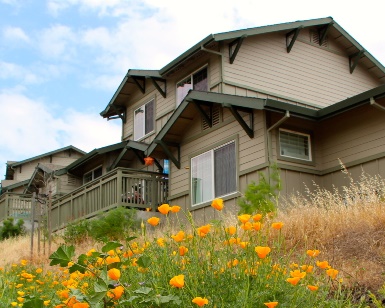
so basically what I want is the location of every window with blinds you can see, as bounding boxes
[134,99,155,141]
[279,129,311,161]
[191,141,236,206]
[176,66,208,106]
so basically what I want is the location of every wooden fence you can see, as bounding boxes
[0,193,32,222]
[50,168,168,231]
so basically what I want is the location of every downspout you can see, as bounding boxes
[266,110,290,164]
[370,97,385,112]
[200,44,224,93]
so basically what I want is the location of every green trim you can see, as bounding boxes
[229,35,247,64]
[239,162,269,176]
[277,163,322,175]
[317,84,385,119]
[10,146,86,168]
[2,179,30,191]
[286,26,303,53]
[160,35,215,75]
[265,99,319,119]
[214,17,333,41]
[223,80,323,109]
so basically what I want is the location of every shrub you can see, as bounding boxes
[62,219,91,245]
[88,206,138,242]
[0,217,25,240]
[238,163,281,214]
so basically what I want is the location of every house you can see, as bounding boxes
[0,146,85,221]
[3,16,384,230]
[100,16,385,221]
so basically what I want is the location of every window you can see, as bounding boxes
[279,129,311,161]
[191,141,236,206]
[176,67,208,106]
[134,99,155,140]
[83,166,102,184]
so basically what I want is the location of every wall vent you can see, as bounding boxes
[310,30,328,48]
[202,105,220,130]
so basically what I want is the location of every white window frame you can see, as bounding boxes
[279,129,312,161]
[134,99,155,141]
[191,140,236,207]
[83,165,103,184]
[176,65,208,106]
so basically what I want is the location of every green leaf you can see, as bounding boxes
[137,255,151,268]
[49,245,75,267]
[125,236,137,242]
[133,287,153,295]
[158,295,181,304]
[88,291,106,306]
[94,278,108,293]
[101,241,123,253]
[23,299,44,308]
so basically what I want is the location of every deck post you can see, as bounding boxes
[116,168,123,206]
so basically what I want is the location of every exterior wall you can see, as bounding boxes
[167,109,266,214]
[319,104,385,170]
[122,53,222,143]
[222,30,381,108]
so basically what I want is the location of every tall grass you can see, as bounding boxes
[0,166,384,306]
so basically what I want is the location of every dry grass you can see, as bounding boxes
[278,165,385,293]
[2,166,385,297]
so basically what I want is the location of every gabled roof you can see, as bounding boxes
[101,17,385,118]
[146,85,385,167]
[9,145,86,168]
[55,140,149,176]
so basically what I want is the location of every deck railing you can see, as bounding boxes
[0,193,32,222]
[50,168,168,231]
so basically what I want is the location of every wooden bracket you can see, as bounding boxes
[229,35,247,64]
[132,76,145,94]
[286,26,303,53]
[151,77,167,98]
[349,50,365,74]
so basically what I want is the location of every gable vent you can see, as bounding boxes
[67,175,77,185]
[310,30,328,48]
[202,105,221,130]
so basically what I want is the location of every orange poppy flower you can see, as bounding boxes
[169,274,184,288]
[73,303,90,308]
[252,222,262,231]
[225,226,236,235]
[306,249,320,257]
[271,222,284,230]
[307,285,319,291]
[252,214,263,221]
[255,246,271,258]
[241,222,252,231]
[179,246,189,256]
[192,297,209,306]
[211,198,224,211]
[197,225,211,237]
[326,268,339,279]
[264,302,278,308]
[238,214,251,224]
[107,268,121,281]
[286,277,301,286]
[108,285,124,300]
[158,204,171,215]
[316,261,329,269]
[290,269,306,278]
[171,231,185,242]
[147,217,160,226]
[170,205,181,213]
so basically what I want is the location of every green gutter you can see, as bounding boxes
[213,17,333,41]
[159,34,215,75]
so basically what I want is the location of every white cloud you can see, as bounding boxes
[38,25,76,60]
[0,91,121,178]
[3,26,30,43]
[0,61,41,84]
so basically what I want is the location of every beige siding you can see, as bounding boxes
[222,32,381,107]
[122,53,222,142]
[169,110,266,200]
[320,104,385,170]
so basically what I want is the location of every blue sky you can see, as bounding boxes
[1,0,385,180]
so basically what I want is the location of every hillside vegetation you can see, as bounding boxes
[1,167,384,307]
